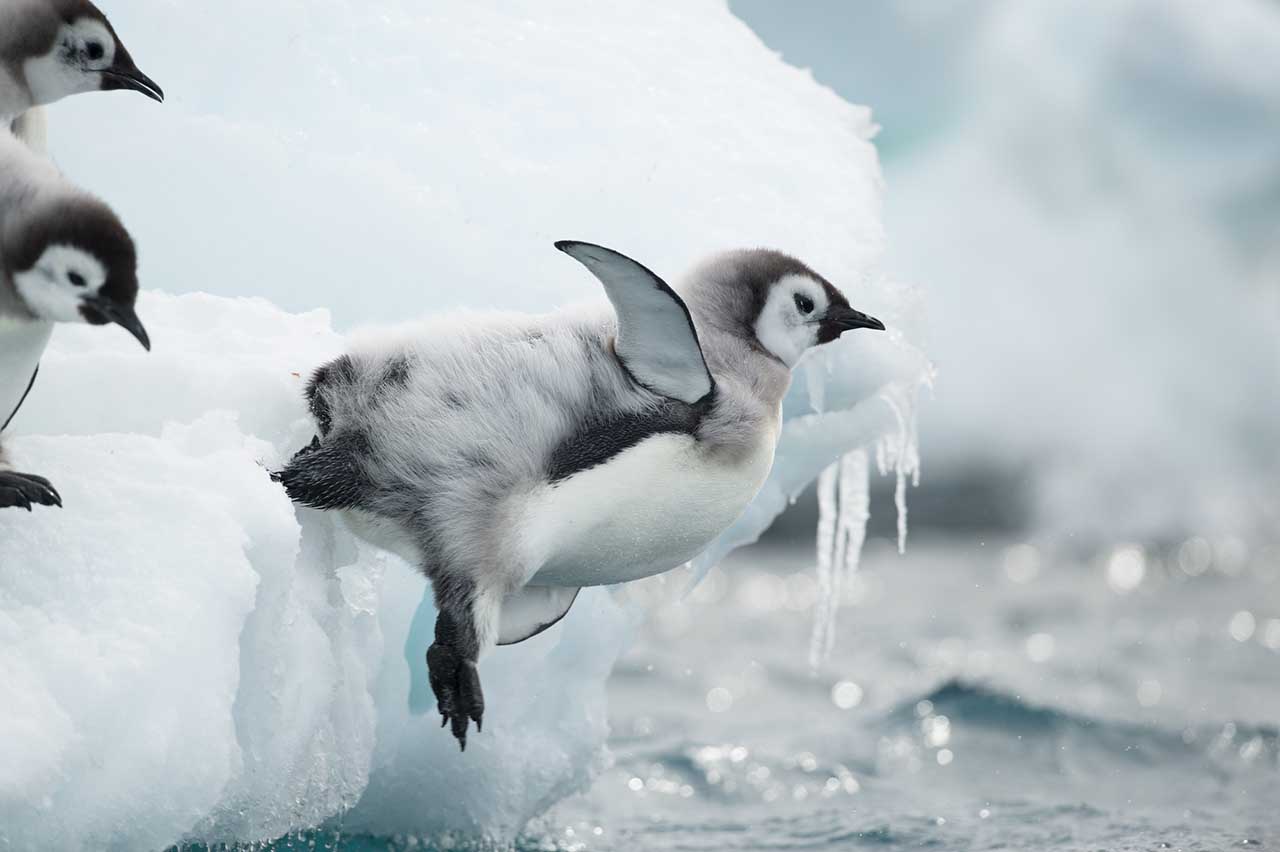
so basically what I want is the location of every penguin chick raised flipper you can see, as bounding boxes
[0,128,149,510]
[276,242,885,749]
[0,0,164,126]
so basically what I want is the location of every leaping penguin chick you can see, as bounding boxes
[0,0,164,130]
[0,128,150,510]
[275,242,885,750]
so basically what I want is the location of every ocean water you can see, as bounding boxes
[212,534,1279,851]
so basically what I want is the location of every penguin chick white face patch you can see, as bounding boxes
[12,244,107,322]
[754,274,830,367]
[23,18,115,104]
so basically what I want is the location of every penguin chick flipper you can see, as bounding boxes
[426,575,499,751]
[0,471,62,510]
[555,241,714,405]
[497,586,580,645]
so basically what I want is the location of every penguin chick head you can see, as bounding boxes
[687,249,884,368]
[4,0,164,110]
[5,197,149,349]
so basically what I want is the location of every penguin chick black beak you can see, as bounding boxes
[818,304,886,343]
[100,52,164,103]
[84,295,151,351]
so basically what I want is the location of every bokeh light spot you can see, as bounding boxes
[706,687,734,713]
[1107,545,1146,593]
[1003,543,1041,584]
[1229,611,1256,642]
[831,680,864,709]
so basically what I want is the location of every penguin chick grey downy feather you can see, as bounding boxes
[0,0,163,128]
[275,241,885,750]
[0,127,149,510]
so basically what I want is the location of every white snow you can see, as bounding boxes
[1,1,928,848]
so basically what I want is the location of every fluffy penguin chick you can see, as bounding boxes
[0,127,150,510]
[0,0,164,126]
[276,241,885,749]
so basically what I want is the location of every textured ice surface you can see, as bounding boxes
[1,1,927,848]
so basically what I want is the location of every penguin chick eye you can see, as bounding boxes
[68,271,88,288]
[86,42,105,61]
[794,293,815,315]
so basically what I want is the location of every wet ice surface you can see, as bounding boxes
[530,536,1280,851]
[240,535,1280,851]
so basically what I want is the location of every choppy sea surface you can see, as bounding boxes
[229,534,1279,851]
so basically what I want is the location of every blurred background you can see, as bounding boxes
[740,0,1280,547]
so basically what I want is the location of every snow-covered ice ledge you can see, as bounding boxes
[0,2,929,847]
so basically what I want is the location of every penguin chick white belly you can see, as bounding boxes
[520,428,777,588]
[0,318,52,429]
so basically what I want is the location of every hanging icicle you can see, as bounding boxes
[808,376,926,666]
[809,449,870,668]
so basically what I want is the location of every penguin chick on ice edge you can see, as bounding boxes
[1,0,164,129]
[0,127,150,510]
[275,241,885,750]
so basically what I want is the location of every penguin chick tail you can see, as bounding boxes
[272,434,371,510]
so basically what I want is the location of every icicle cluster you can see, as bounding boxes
[809,381,923,667]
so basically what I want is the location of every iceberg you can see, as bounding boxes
[1,1,929,848]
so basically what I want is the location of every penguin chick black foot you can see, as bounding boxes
[426,643,485,750]
[0,471,61,510]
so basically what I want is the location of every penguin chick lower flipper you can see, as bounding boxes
[0,470,61,510]
[426,575,499,750]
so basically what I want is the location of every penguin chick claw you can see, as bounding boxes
[0,471,61,510]
[427,645,485,750]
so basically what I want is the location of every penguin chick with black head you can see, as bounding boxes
[0,128,149,510]
[276,242,885,750]
[0,0,164,132]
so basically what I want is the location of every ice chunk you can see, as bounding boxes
[0,420,280,851]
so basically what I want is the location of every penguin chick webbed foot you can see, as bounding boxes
[427,643,484,750]
[0,471,61,510]
[427,585,490,750]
